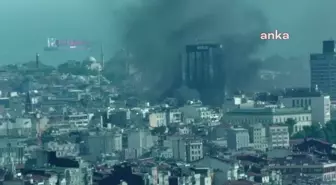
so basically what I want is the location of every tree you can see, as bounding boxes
[324,121,336,143]
[292,123,326,140]
[285,118,296,136]
[151,126,166,135]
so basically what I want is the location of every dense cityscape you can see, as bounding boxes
[2,1,336,185]
[0,39,334,185]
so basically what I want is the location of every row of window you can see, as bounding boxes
[190,156,202,161]
[190,145,202,149]
[191,151,202,155]
[292,99,311,107]
[271,128,287,132]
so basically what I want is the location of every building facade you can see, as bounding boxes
[224,106,312,134]
[183,44,225,105]
[227,128,250,151]
[279,88,331,124]
[249,124,267,151]
[269,155,336,182]
[310,40,336,101]
[171,137,204,162]
[149,112,167,128]
[127,130,155,158]
[266,124,289,149]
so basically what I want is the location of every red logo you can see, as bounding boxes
[58,40,86,46]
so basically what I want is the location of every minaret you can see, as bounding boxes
[100,43,104,70]
[36,53,40,69]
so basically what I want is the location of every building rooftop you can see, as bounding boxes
[281,88,326,98]
[269,153,334,166]
[230,127,247,132]
[227,107,311,116]
[186,44,222,52]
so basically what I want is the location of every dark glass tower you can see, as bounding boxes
[183,44,225,105]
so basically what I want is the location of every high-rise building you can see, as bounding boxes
[183,44,225,105]
[310,40,336,101]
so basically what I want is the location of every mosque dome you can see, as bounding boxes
[86,56,97,63]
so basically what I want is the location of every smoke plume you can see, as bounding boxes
[116,0,269,99]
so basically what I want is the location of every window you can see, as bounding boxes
[309,99,312,106]
[292,100,295,107]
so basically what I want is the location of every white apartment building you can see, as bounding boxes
[149,112,167,128]
[224,106,312,134]
[266,124,289,149]
[45,141,80,157]
[179,126,191,135]
[249,124,267,151]
[171,137,204,162]
[180,104,217,120]
[112,133,123,151]
[227,128,250,150]
[223,95,252,112]
[278,88,331,124]
[186,139,204,162]
[151,167,212,185]
[67,113,90,127]
[168,109,183,124]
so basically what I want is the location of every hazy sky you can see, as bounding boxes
[0,0,335,65]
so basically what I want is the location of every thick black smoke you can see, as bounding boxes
[117,0,269,99]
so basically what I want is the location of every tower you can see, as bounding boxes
[36,53,40,69]
[310,40,336,100]
[183,44,225,105]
